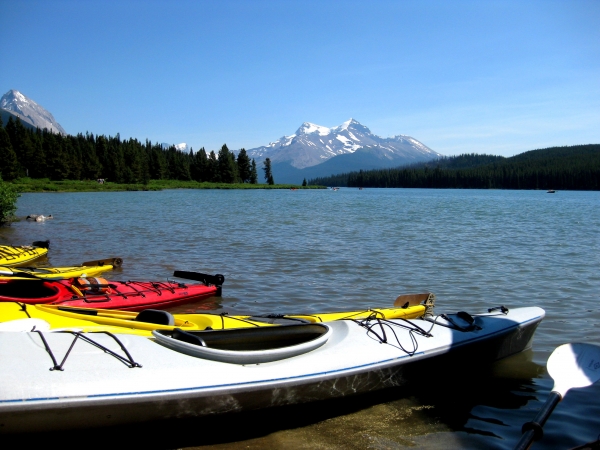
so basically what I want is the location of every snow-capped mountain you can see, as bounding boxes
[0,90,66,135]
[161,142,190,152]
[246,118,439,170]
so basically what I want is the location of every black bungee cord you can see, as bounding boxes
[351,314,433,357]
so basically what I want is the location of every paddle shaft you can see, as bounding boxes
[514,391,562,450]
[173,271,225,286]
[82,257,123,268]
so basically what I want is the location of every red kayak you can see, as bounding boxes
[0,271,224,311]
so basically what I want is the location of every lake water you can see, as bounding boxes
[1,188,599,449]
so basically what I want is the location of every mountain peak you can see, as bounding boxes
[1,89,27,105]
[335,118,371,135]
[0,89,67,135]
[339,118,358,129]
[296,122,331,136]
[244,119,439,173]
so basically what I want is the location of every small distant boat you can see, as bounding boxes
[547,189,556,193]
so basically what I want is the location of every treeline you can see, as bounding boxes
[0,116,264,184]
[309,145,600,191]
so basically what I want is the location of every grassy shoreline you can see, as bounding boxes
[10,178,327,193]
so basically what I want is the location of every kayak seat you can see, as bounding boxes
[135,309,175,326]
[172,328,206,347]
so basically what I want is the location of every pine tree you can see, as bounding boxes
[28,128,47,178]
[263,157,274,185]
[217,144,237,183]
[191,147,209,182]
[43,132,69,181]
[207,150,218,182]
[237,148,252,183]
[0,117,20,181]
[13,118,35,177]
[250,159,258,184]
[147,143,169,180]
[302,178,307,187]
[78,133,101,180]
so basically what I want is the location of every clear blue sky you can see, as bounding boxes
[1,0,599,157]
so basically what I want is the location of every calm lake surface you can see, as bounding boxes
[2,188,599,449]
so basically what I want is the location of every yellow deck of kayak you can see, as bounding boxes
[282,305,426,323]
[0,264,113,280]
[0,245,48,267]
[0,257,123,280]
[0,302,154,336]
[0,303,270,336]
[0,293,433,335]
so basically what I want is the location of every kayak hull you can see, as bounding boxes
[0,306,544,433]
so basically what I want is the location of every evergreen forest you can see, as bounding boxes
[2,115,598,191]
[309,145,600,191]
[0,116,259,185]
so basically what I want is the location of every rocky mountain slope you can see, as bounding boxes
[0,90,66,135]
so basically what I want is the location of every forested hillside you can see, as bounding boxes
[309,145,600,190]
[0,116,258,184]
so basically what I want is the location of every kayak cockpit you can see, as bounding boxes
[0,280,61,301]
[152,323,332,364]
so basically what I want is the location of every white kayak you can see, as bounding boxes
[0,305,544,433]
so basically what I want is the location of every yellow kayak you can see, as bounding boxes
[0,241,50,266]
[0,292,434,335]
[0,257,123,280]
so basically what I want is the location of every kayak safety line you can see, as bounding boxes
[33,330,142,371]
[296,309,386,322]
[351,316,433,356]
[69,281,168,303]
[217,313,262,329]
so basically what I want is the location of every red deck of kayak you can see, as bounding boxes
[0,278,218,311]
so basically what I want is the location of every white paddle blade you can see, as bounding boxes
[547,343,600,398]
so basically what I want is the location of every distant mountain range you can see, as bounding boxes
[0,90,67,135]
[242,119,440,184]
[1,90,440,184]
